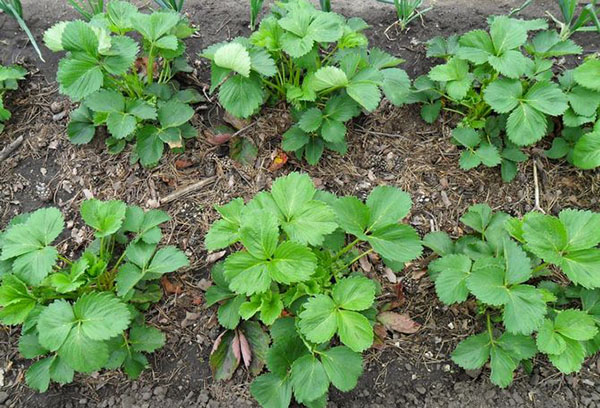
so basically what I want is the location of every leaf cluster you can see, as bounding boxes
[0,200,189,391]
[204,172,422,407]
[202,0,411,164]
[0,64,27,133]
[44,1,204,167]
[548,0,600,40]
[545,57,600,170]
[412,17,581,181]
[424,204,600,387]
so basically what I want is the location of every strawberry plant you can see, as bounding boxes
[0,65,27,133]
[0,200,189,392]
[545,57,600,169]
[44,1,204,167]
[424,204,600,387]
[204,172,422,407]
[411,17,582,181]
[201,0,411,164]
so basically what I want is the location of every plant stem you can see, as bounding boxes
[532,262,549,275]
[110,251,128,275]
[344,248,374,269]
[333,238,360,261]
[58,255,73,265]
[486,313,495,345]
[147,46,155,85]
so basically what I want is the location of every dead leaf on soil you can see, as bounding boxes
[175,159,193,170]
[358,256,372,272]
[181,311,201,328]
[372,324,387,349]
[224,111,250,130]
[204,128,233,145]
[383,267,397,283]
[206,250,226,264]
[198,278,212,291]
[161,276,183,295]
[411,270,427,280]
[377,311,421,334]
[267,151,288,172]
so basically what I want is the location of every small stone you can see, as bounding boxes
[466,367,482,379]
[52,111,67,121]
[0,393,7,404]
[50,101,63,113]
[78,399,87,405]
[153,386,167,396]
[142,392,152,401]
[415,386,426,395]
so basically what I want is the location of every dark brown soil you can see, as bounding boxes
[2,1,600,408]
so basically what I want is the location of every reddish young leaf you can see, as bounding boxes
[232,330,241,363]
[238,330,252,369]
[209,330,241,381]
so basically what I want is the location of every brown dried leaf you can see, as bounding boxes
[181,311,201,328]
[161,276,183,295]
[383,267,397,283]
[377,311,421,334]
[175,159,193,170]
[358,256,372,272]
[267,151,288,172]
[224,111,250,130]
[204,129,233,145]
[206,250,226,264]
[411,270,427,280]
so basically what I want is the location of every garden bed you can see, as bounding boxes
[1,0,600,407]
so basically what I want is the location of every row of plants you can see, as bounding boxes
[21,0,596,174]
[2,0,600,407]
[6,172,600,406]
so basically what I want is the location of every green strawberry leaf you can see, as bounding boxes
[290,354,330,403]
[251,373,293,408]
[431,254,472,304]
[451,332,491,369]
[320,346,363,392]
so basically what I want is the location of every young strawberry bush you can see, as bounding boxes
[424,204,600,387]
[201,0,411,164]
[411,17,583,181]
[545,57,600,169]
[0,65,26,133]
[0,200,189,391]
[204,172,422,407]
[43,1,204,167]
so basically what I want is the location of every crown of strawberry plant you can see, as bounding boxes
[0,64,26,133]
[201,0,411,164]
[204,172,422,407]
[0,200,189,392]
[424,204,600,387]
[43,1,204,167]
[545,56,600,170]
[410,16,585,182]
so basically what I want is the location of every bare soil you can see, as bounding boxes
[1,1,600,407]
